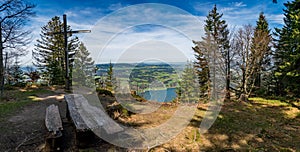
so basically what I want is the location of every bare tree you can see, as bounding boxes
[0,0,35,97]
[232,24,271,101]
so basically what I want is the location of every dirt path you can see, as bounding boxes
[0,90,67,152]
[0,89,126,152]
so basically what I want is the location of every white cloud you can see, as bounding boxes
[108,3,125,11]
[219,3,284,30]
[20,15,52,65]
[234,2,246,7]
[20,12,95,65]
[82,3,205,63]
[64,10,78,17]
[20,2,285,66]
[266,14,284,25]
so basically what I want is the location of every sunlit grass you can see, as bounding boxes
[27,95,41,101]
[0,87,55,119]
[249,97,289,106]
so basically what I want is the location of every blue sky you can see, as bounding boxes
[22,0,289,65]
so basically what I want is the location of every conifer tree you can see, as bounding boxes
[72,42,94,87]
[32,16,79,85]
[192,30,212,101]
[106,61,115,91]
[193,5,230,101]
[178,62,200,103]
[9,56,23,85]
[274,0,300,96]
[251,12,272,95]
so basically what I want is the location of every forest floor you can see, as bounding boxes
[0,86,300,151]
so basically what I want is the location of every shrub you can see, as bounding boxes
[106,102,132,119]
[96,88,113,97]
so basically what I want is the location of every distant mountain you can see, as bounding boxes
[96,62,186,67]
[20,66,37,73]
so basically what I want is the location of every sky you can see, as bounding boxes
[21,0,289,65]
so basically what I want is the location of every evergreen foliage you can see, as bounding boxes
[106,61,115,91]
[178,62,200,103]
[32,16,79,85]
[251,12,272,95]
[193,5,230,100]
[72,42,94,87]
[274,0,300,96]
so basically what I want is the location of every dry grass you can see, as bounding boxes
[116,98,300,151]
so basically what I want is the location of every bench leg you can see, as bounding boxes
[75,130,98,148]
[45,134,63,152]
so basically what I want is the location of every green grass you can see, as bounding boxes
[249,97,289,106]
[0,87,54,119]
[16,89,53,97]
[0,101,32,118]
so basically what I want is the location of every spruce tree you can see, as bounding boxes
[9,56,24,85]
[251,12,272,95]
[72,42,94,87]
[193,5,230,101]
[192,31,211,101]
[32,16,79,85]
[106,61,115,91]
[178,62,200,103]
[274,0,300,96]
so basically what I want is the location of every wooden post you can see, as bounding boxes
[63,14,70,91]
[46,14,90,91]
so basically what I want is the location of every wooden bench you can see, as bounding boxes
[44,104,63,151]
[65,94,123,147]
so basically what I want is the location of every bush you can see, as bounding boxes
[254,88,267,97]
[96,88,113,97]
[131,93,146,102]
[13,82,27,87]
[106,102,132,119]
[4,85,16,90]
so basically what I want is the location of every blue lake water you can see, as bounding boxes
[139,88,177,102]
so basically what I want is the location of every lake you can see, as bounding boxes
[139,88,177,102]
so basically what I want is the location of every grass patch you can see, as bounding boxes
[0,101,32,118]
[249,97,289,106]
[0,87,55,119]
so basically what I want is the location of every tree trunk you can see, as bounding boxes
[0,22,4,98]
[212,48,216,100]
[225,49,230,101]
[239,93,248,102]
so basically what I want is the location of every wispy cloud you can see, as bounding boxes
[218,2,284,30]
[108,3,126,11]
[64,10,78,17]
[267,14,284,25]
[20,1,286,65]
[234,2,246,7]
[83,4,205,63]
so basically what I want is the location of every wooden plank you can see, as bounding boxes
[44,104,63,152]
[65,94,123,134]
[65,95,89,131]
[45,104,63,136]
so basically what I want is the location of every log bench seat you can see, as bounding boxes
[45,104,63,151]
[64,94,123,147]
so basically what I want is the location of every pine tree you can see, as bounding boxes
[193,5,230,101]
[106,61,115,91]
[9,56,23,85]
[192,31,211,101]
[178,62,200,103]
[72,42,94,87]
[32,16,79,85]
[274,0,300,96]
[251,12,272,95]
